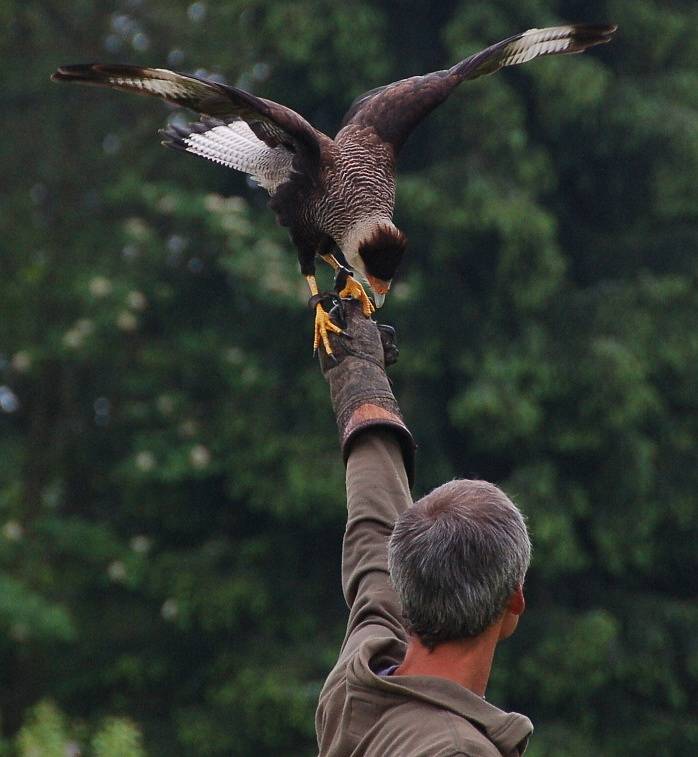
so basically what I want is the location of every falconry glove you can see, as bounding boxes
[319,300,415,486]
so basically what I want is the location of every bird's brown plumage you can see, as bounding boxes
[52,23,617,301]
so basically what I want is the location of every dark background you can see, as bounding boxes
[1,1,697,754]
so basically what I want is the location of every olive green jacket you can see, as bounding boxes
[315,430,532,756]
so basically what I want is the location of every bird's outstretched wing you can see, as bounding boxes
[52,64,322,167]
[338,23,617,153]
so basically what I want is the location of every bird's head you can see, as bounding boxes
[356,224,407,307]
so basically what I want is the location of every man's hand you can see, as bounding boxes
[319,300,415,486]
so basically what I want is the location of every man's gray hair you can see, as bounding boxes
[388,479,531,648]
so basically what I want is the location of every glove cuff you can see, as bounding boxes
[341,403,416,487]
[327,355,416,486]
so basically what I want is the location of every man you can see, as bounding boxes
[316,301,533,757]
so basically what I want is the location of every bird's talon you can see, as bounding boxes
[313,303,343,357]
[336,275,375,317]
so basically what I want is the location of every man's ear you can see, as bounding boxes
[508,585,525,617]
[497,585,526,641]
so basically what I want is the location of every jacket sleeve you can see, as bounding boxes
[336,428,413,661]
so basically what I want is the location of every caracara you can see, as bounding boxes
[53,23,616,354]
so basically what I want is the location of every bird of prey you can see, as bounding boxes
[53,23,616,355]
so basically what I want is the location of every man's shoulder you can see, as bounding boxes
[367,698,506,756]
[317,636,532,757]
[319,680,505,757]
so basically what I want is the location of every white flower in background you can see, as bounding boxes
[123,217,149,240]
[178,419,198,438]
[252,62,271,81]
[166,234,188,256]
[89,276,112,297]
[167,49,185,67]
[63,329,83,348]
[156,395,175,416]
[127,290,147,311]
[94,396,110,418]
[10,351,31,372]
[130,535,151,554]
[241,365,259,385]
[2,520,23,541]
[41,481,63,509]
[107,560,127,582]
[63,318,94,349]
[30,183,47,204]
[122,244,139,260]
[224,196,247,213]
[117,311,138,332]
[63,319,94,349]
[187,2,207,23]
[157,194,177,213]
[10,623,28,642]
[204,193,223,212]
[224,347,245,365]
[392,281,412,301]
[135,451,156,472]
[102,133,121,155]
[190,444,211,469]
[132,31,150,53]
[76,319,94,336]
[0,386,20,413]
[161,598,178,621]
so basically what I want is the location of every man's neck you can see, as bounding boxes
[393,625,501,697]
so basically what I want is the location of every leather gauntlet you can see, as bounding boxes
[319,299,415,486]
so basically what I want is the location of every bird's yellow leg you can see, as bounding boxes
[319,253,343,272]
[319,254,375,317]
[306,275,343,357]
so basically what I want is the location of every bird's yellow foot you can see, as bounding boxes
[337,274,375,317]
[313,302,344,357]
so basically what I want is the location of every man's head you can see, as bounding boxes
[388,479,531,649]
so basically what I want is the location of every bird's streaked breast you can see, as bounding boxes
[312,130,396,249]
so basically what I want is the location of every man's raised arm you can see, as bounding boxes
[318,300,415,657]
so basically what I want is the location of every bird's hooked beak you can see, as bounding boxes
[366,275,391,308]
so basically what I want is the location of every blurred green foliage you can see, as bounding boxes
[1,0,697,755]
[9,700,143,757]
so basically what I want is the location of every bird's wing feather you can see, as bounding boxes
[161,117,294,193]
[449,24,617,78]
[52,64,322,166]
[338,23,616,152]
